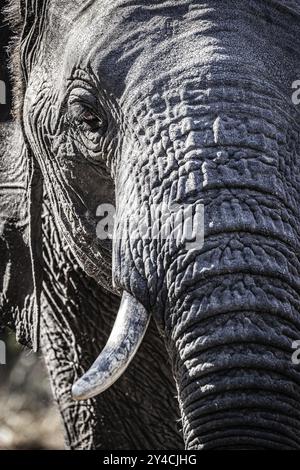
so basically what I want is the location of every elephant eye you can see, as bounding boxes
[68,99,108,136]
[66,96,111,163]
[80,110,100,128]
[76,106,107,135]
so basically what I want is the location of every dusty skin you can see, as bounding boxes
[1,0,300,450]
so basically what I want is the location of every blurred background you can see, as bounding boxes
[0,329,64,449]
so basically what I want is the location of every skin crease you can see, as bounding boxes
[1,0,300,449]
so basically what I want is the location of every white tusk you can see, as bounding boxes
[71,291,150,400]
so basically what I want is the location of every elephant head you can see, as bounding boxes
[1,0,300,449]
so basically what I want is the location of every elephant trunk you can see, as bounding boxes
[169,294,300,449]
[111,49,300,447]
[163,104,300,448]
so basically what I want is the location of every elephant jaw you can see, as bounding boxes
[71,291,150,400]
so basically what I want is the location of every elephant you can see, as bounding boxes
[1,0,300,450]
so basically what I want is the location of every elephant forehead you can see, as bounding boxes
[41,0,300,104]
[44,1,237,96]
[54,0,190,96]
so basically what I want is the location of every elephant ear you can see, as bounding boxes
[0,4,43,350]
[0,123,43,350]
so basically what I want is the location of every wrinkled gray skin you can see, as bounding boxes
[1,0,300,450]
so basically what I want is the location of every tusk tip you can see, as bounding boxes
[71,376,93,401]
[71,368,109,401]
[71,380,86,401]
